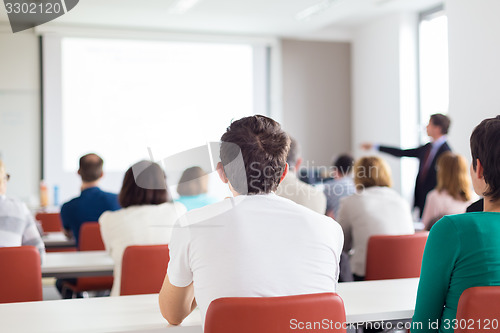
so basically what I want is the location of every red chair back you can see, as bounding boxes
[72,222,113,291]
[205,293,346,333]
[120,244,170,296]
[365,232,428,280]
[35,212,62,232]
[456,286,500,333]
[0,246,42,303]
[79,222,106,251]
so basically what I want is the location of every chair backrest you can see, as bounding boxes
[74,222,112,291]
[205,293,346,333]
[365,232,428,280]
[456,286,500,333]
[0,246,43,303]
[35,212,62,232]
[120,244,170,296]
[79,222,105,251]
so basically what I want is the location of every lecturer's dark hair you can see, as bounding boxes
[430,114,451,135]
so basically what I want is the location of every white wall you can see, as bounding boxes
[281,39,351,167]
[352,13,419,199]
[446,0,500,161]
[0,26,40,206]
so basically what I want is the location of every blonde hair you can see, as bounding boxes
[177,166,209,196]
[354,156,392,189]
[436,152,472,202]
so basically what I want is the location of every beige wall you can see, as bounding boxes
[281,39,351,167]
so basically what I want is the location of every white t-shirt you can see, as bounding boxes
[337,186,415,277]
[167,193,343,324]
[99,202,187,296]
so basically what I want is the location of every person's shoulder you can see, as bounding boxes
[378,186,404,198]
[430,214,463,233]
[426,189,440,199]
[1,195,22,206]
[0,196,29,214]
[61,196,81,210]
[158,201,188,215]
[96,189,120,208]
[99,189,118,199]
[99,207,125,223]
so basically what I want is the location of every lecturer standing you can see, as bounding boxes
[362,114,452,217]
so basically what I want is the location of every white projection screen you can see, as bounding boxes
[42,35,270,204]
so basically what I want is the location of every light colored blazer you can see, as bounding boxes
[336,186,414,276]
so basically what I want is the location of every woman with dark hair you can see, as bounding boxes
[99,161,186,296]
[421,152,472,229]
[412,116,500,333]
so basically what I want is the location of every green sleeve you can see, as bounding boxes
[411,217,460,333]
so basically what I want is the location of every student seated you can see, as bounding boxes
[323,154,356,219]
[57,153,121,298]
[60,153,121,247]
[0,160,46,262]
[159,115,344,325]
[175,166,217,211]
[99,161,186,296]
[336,156,414,281]
[421,152,472,229]
[275,136,327,214]
[412,115,500,333]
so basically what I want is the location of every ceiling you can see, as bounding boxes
[1,0,443,39]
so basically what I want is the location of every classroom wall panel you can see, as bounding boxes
[281,39,352,168]
[0,28,40,205]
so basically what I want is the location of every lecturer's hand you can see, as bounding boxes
[360,142,373,150]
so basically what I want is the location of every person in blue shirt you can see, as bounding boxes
[57,153,120,298]
[60,153,121,247]
[175,166,217,211]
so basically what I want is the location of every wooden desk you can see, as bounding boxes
[0,278,419,333]
[41,251,114,278]
[42,232,76,249]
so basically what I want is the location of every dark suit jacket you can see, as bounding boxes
[466,198,484,212]
[379,141,451,216]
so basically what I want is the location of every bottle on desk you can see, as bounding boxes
[53,185,59,207]
[40,180,49,208]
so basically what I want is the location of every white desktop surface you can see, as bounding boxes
[339,278,418,323]
[41,251,114,278]
[42,232,76,248]
[0,278,419,333]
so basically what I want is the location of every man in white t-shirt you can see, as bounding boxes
[159,115,344,326]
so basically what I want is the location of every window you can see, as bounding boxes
[418,6,449,142]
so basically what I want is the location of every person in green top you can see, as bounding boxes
[412,115,500,333]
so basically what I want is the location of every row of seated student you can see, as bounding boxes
[156,114,500,333]
[1,114,499,333]
[56,155,219,298]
